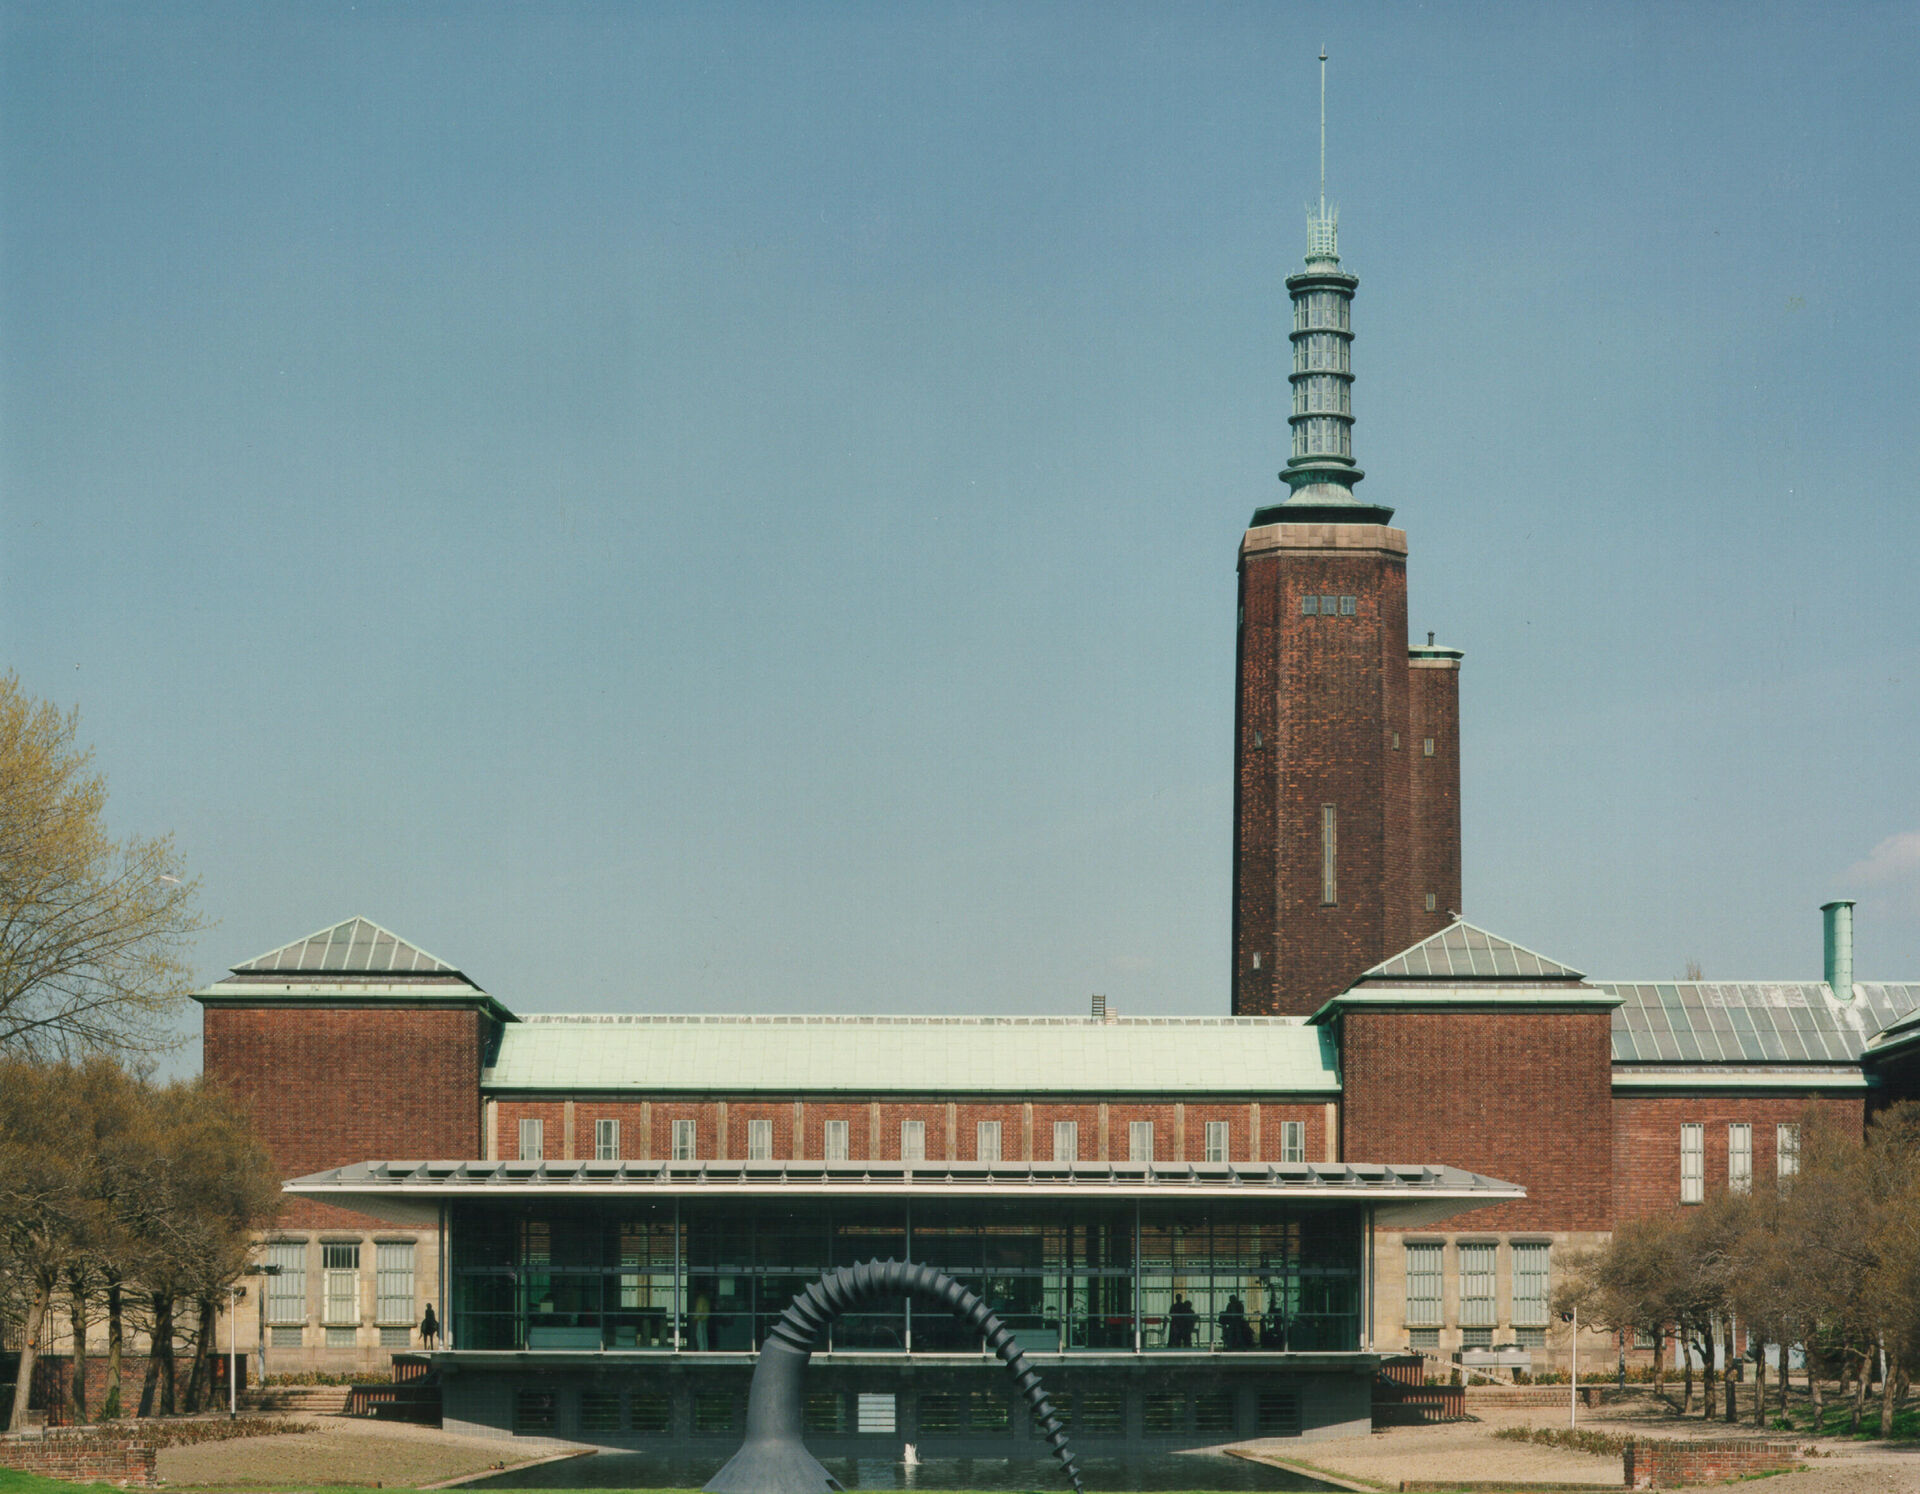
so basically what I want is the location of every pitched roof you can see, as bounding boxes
[231,916,458,977]
[1359,920,1584,982]
[485,1013,1341,1096]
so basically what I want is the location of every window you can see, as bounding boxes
[748,1118,773,1160]
[265,1240,306,1326]
[856,1392,896,1434]
[901,1119,926,1161]
[375,1241,414,1325]
[1052,1120,1078,1162]
[322,1243,359,1327]
[1778,1123,1800,1178]
[1728,1123,1752,1193]
[1511,1243,1550,1328]
[976,1120,1001,1163]
[518,1118,543,1160]
[824,1119,850,1161]
[380,1325,410,1348]
[1459,1243,1497,1331]
[1339,595,1356,616]
[673,1119,697,1161]
[1321,805,1338,905]
[1128,1120,1154,1163]
[1514,1326,1546,1348]
[1408,1327,1439,1350]
[1300,594,1318,615]
[270,1326,302,1348]
[1204,1121,1229,1162]
[1461,1327,1494,1348]
[1425,893,1437,913]
[1680,1123,1704,1203]
[1405,1243,1442,1330]
[595,1118,620,1160]
[1280,1120,1307,1163]
[1318,593,1337,615]
[1423,737,1435,756]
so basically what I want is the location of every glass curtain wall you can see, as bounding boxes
[450,1199,1359,1354]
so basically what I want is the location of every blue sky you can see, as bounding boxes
[3,2,1915,1059]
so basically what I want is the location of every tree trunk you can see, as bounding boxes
[1653,1327,1666,1401]
[1681,1324,1695,1415]
[5,1277,52,1433]
[1847,1345,1870,1435]
[150,1293,177,1417]
[67,1283,88,1423]
[1880,1345,1899,1439]
[104,1279,123,1420]
[1702,1325,1718,1420]
[1725,1315,1739,1424]
[182,1297,217,1413]
[1809,1342,1823,1431]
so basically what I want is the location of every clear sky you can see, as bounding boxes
[3,2,1915,1062]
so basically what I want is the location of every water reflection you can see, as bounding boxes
[468,1451,1335,1491]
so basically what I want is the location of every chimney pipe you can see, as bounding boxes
[1821,900,1854,999]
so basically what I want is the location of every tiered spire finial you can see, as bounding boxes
[1306,47,1339,263]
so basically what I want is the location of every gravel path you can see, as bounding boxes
[156,1416,587,1489]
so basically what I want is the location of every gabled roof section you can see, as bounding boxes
[233,916,457,976]
[197,917,518,1024]
[1359,920,1584,983]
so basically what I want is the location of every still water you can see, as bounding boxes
[467,1452,1335,1492]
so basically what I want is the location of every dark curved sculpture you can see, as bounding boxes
[703,1259,1083,1494]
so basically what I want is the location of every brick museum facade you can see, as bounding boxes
[183,198,1920,1449]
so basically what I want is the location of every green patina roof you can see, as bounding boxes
[484,1014,1341,1096]
[1358,920,1583,982]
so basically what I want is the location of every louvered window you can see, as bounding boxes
[1459,1243,1497,1329]
[1511,1243,1550,1328]
[376,1241,414,1326]
[1405,1244,1442,1329]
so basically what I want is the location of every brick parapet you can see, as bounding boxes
[1622,1438,1802,1487]
[1341,1008,1613,1230]
[0,1433,157,1486]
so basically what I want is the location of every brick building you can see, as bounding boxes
[187,195,1919,1451]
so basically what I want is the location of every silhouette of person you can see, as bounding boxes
[1169,1295,1197,1348]
[420,1303,440,1349]
[1220,1295,1249,1350]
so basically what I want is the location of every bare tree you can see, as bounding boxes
[0,672,204,1059]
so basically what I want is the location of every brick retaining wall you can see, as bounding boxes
[0,1432,157,1486]
[1623,1438,1802,1488]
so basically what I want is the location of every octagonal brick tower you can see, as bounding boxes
[1231,170,1461,1017]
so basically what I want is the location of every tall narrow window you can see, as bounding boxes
[1204,1121,1229,1162]
[748,1118,773,1160]
[1280,1120,1307,1163]
[1777,1123,1800,1179]
[1728,1123,1752,1193]
[977,1121,1002,1163]
[672,1119,697,1161]
[1405,1243,1442,1332]
[265,1240,306,1333]
[595,1118,620,1160]
[1052,1120,1078,1162]
[824,1119,850,1161]
[518,1118,543,1160]
[323,1242,360,1344]
[375,1241,415,1327]
[1680,1123,1704,1203]
[1321,806,1338,905]
[901,1119,926,1162]
[1511,1243,1550,1329]
[1459,1243,1497,1343]
[1128,1120,1154,1164]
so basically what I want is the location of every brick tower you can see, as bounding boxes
[1231,70,1461,1016]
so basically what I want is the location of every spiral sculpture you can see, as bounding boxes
[702,1259,1083,1494]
